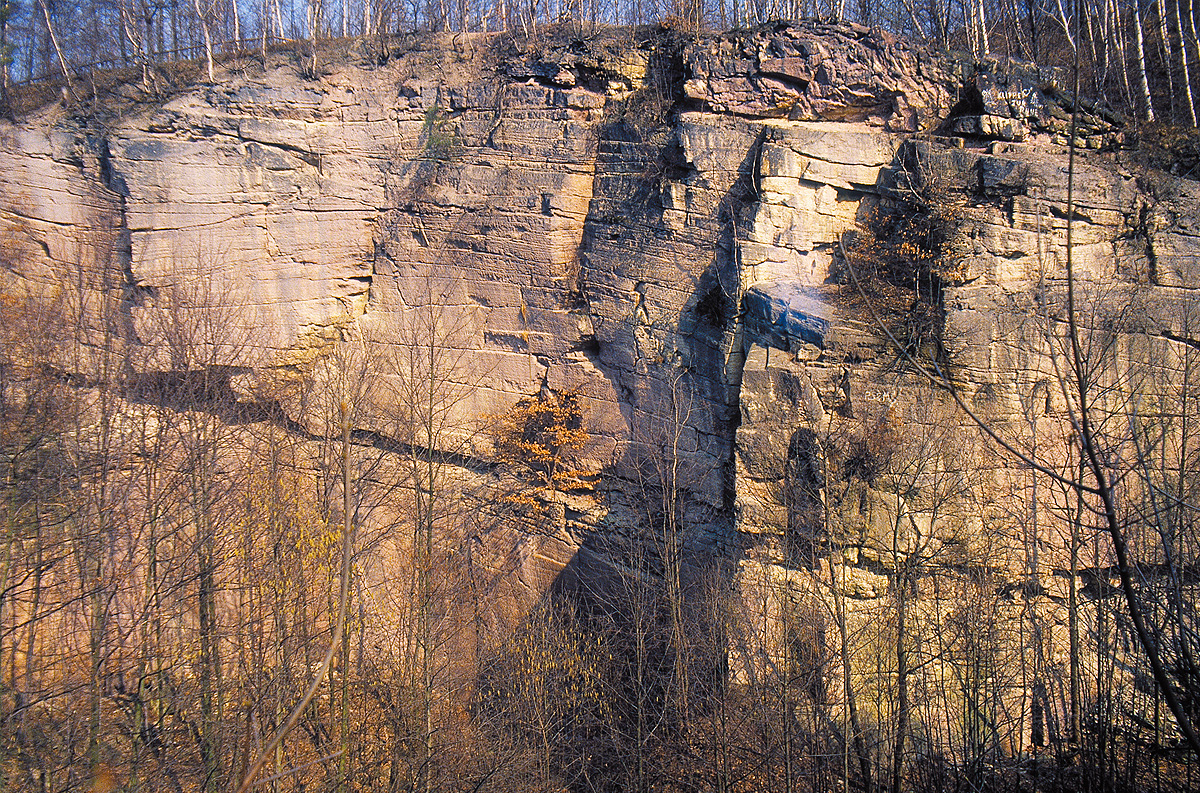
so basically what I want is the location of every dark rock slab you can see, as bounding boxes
[743,282,831,351]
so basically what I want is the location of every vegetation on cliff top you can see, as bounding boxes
[2,0,1198,143]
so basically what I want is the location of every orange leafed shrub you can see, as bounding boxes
[492,389,597,509]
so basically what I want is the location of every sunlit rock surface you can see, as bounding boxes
[1,23,1195,610]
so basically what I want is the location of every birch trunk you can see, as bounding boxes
[36,0,74,99]
[193,0,215,81]
[1182,0,1199,125]
[1173,0,1198,125]
[1157,0,1178,119]
[1133,0,1156,121]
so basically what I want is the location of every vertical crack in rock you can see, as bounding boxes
[95,132,146,353]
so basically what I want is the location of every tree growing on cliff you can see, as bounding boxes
[492,387,594,512]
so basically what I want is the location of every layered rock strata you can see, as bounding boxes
[0,22,1191,610]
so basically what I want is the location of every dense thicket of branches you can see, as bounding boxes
[0,0,1197,126]
[3,241,1199,791]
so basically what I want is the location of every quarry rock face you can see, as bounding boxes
[0,23,1195,608]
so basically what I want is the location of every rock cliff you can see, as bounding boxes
[0,21,1193,608]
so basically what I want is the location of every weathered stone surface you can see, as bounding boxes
[0,124,121,290]
[949,114,1029,141]
[683,22,960,131]
[1147,177,1200,288]
[0,23,1196,620]
[955,66,1125,145]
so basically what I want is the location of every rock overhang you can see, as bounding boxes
[742,282,831,352]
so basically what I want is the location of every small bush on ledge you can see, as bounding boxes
[492,388,597,512]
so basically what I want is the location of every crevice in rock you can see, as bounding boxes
[94,131,150,350]
[570,334,602,366]
[122,365,497,474]
[127,210,261,234]
[349,425,497,475]
[485,330,529,352]
[1159,328,1200,352]
[1,207,73,228]
[1046,202,1094,223]
[1135,202,1160,284]
[235,130,321,166]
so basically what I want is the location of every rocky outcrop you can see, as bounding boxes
[0,22,1192,610]
[682,22,960,128]
[730,118,1200,702]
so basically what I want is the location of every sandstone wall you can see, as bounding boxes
[1,22,1192,612]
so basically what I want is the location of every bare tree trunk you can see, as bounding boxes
[661,375,692,732]
[1088,0,1110,95]
[1064,63,1200,753]
[194,0,215,81]
[1069,464,1082,743]
[1056,0,1076,52]
[1182,0,1199,125]
[977,0,989,55]
[1172,0,1198,125]
[1133,0,1157,121]
[336,400,354,793]
[234,401,356,793]
[891,564,910,793]
[36,0,74,100]
[1113,0,1134,109]
[824,497,872,793]
[2,1,16,108]
[834,566,872,793]
[307,0,321,76]
[196,495,222,792]
[1158,0,1179,119]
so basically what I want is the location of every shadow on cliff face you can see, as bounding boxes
[565,115,763,579]
[488,92,1040,787]
[473,87,768,789]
